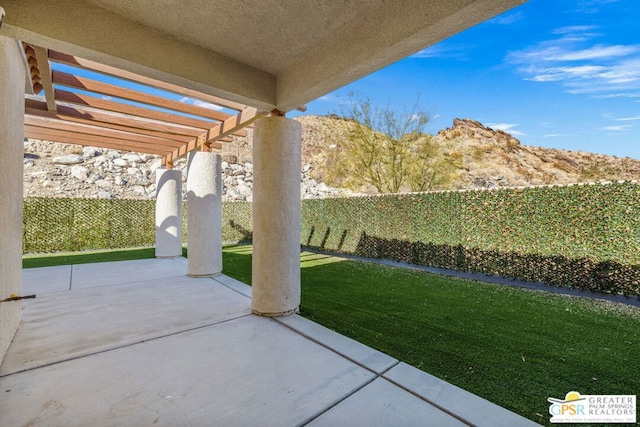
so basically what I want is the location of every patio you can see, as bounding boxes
[1,258,537,426]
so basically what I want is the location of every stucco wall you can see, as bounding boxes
[0,36,25,364]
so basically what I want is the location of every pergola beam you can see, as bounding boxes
[48,50,248,112]
[163,107,267,166]
[20,45,252,161]
[24,127,171,156]
[25,115,184,150]
[54,89,215,130]
[26,106,193,143]
[52,70,233,122]
[25,98,206,138]
[32,46,56,112]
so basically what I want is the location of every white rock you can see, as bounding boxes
[95,179,111,188]
[132,186,146,195]
[237,184,253,197]
[149,160,163,173]
[226,188,244,200]
[97,190,111,199]
[122,154,141,162]
[82,147,102,159]
[71,165,90,181]
[113,158,128,167]
[127,167,141,175]
[53,155,83,165]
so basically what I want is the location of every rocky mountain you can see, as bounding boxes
[23,115,640,200]
[295,115,640,190]
[431,118,640,188]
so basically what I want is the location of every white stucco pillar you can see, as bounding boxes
[155,168,182,257]
[187,151,222,277]
[0,36,26,364]
[251,116,301,316]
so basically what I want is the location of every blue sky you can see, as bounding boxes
[290,0,640,160]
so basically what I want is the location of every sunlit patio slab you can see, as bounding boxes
[0,274,250,376]
[307,377,466,427]
[0,258,539,426]
[22,265,72,295]
[70,257,187,290]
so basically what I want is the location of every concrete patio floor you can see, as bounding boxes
[1,258,539,426]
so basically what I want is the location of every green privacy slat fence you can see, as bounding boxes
[23,181,640,296]
[23,198,252,253]
[301,182,640,297]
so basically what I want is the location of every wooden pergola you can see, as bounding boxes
[22,43,269,168]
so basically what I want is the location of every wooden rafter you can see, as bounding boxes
[52,71,232,122]
[163,107,267,165]
[25,116,183,150]
[22,44,42,94]
[26,100,235,144]
[54,89,216,130]
[49,50,248,112]
[33,46,56,112]
[25,127,172,156]
[26,98,204,138]
[22,44,259,166]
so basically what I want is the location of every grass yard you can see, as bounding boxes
[22,245,640,425]
[22,247,188,269]
[222,245,640,426]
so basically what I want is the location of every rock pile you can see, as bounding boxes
[438,118,521,149]
[23,139,354,201]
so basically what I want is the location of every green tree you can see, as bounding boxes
[325,94,454,193]
[406,137,460,192]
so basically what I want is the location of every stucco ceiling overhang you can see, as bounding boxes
[1,0,526,112]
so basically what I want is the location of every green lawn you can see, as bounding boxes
[222,245,640,426]
[22,247,188,269]
[23,245,640,425]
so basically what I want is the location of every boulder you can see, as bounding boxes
[53,155,83,165]
[82,147,102,159]
[71,165,90,181]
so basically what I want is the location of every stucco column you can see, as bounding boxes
[187,151,222,277]
[0,36,26,364]
[251,116,301,316]
[155,168,183,257]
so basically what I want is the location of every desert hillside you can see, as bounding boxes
[23,115,640,200]
[293,115,640,190]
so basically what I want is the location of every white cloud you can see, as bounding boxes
[486,122,525,137]
[179,96,224,111]
[593,92,640,99]
[577,0,621,14]
[487,11,524,25]
[548,45,638,61]
[544,133,574,138]
[508,27,640,97]
[616,116,640,121]
[600,125,632,131]
[317,94,351,106]
[552,25,599,35]
[411,43,468,60]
